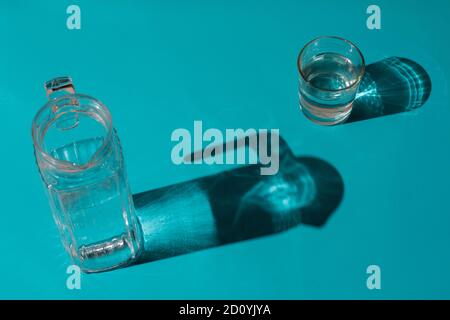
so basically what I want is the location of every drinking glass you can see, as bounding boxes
[297,36,365,125]
[32,76,143,273]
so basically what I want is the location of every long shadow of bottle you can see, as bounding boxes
[346,57,432,123]
[132,135,344,263]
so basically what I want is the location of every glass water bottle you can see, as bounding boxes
[32,76,143,273]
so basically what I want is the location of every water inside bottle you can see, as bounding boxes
[47,135,136,270]
[50,136,104,165]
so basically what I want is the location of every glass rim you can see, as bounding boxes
[297,36,366,93]
[31,93,113,172]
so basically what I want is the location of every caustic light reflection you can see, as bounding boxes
[348,57,432,122]
[232,156,317,236]
[240,157,316,212]
[133,137,343,263]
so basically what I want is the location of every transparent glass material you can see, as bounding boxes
[298,36,365,125]
[32,77,142,273]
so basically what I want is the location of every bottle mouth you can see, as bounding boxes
[32,93,113,172]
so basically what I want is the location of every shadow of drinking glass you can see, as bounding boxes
[132,135,344,264]
[346,57,432,123]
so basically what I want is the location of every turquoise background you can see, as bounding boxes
[0,0,449,299]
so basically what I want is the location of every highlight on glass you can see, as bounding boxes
[32,76,143,273]
[297,36,365,125]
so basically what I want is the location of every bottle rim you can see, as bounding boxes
[31,93,113,172]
